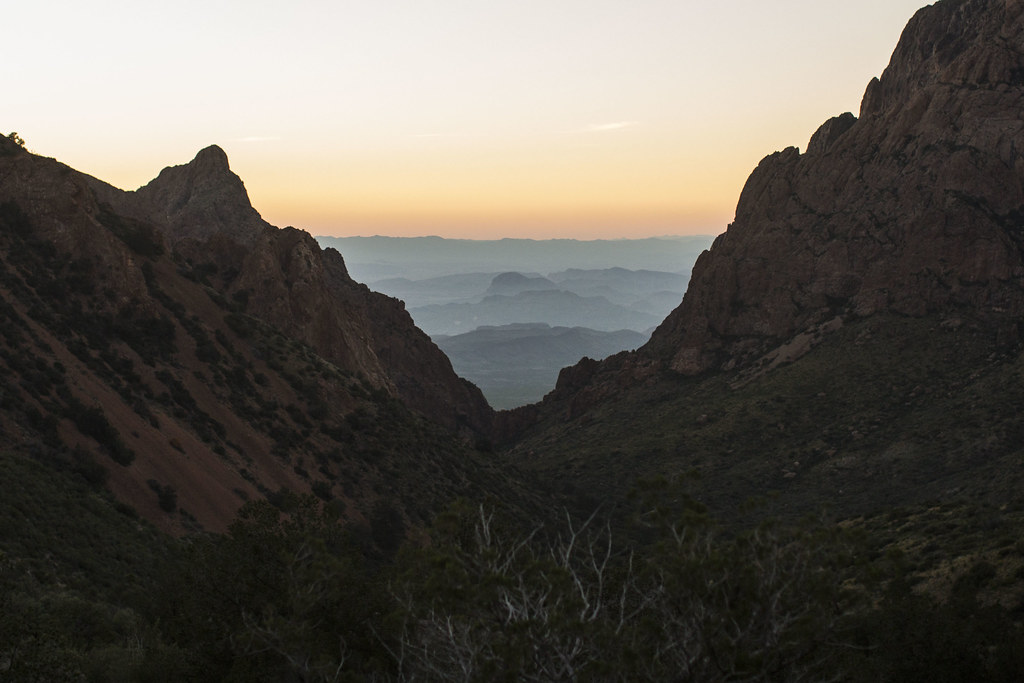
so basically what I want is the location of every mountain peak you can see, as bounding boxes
[135,144,267,245]
[638,0,1024,377]
[191,144,230,172]
[861,0,1024,118]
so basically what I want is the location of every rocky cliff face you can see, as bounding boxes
[638,0,1023,373]
[101,146,493,434]
[500,0,1024,432]
[0,135,501,532]
[645,0,1024,376]
[132,144,268,246]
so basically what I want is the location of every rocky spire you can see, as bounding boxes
[134,145,269,245]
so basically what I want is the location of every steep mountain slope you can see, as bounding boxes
[501,0,1024,518]
[646,0,1024,376]
[105,144,493,435]
[0,136,512,534]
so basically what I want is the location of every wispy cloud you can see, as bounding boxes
[409,132,479,139]
[580,121,640,133]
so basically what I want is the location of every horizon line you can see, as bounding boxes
[313,232,718,242]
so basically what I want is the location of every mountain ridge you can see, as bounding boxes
[650,0,1024,376]
[501,0,1024,434]
[7,3,1024,677]
[0,136,506,534]
[317,234,712,282]
[115,145,494,434]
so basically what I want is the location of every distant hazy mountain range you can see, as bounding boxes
[434,324,647,410]
[316,235,713,283]
[397,268,687,336]
[313,237,712,334]
[312,236,713,406]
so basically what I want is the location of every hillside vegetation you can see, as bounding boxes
[0,139,529,538]
[5,0,1024,678]
[506,313,1024,520]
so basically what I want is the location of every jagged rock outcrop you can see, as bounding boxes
[133,144,268,246]
[101,147,493,434]
[497,0,1024,435]
[644,0,1024,376]
[0,135,502,532]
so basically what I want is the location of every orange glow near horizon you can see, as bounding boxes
[10,0,930,240]
[220,121,772,239]
[262,204,732,241]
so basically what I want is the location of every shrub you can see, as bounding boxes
[0,200,33,237]
[64,399,134,466]
[158,486,178,513]
[311,480,333,502]
[71,447,108,489]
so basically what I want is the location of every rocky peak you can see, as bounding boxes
[805,113,857,156]
[191,144,231,171]
[121,147,495,434]
[133,145,268,245]
[496,0,1024,437]
[861,0,1024,118]
[4,140,495,436]
[640,0,1024,376]
[0,144,502,533]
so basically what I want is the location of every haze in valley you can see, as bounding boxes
[319,235,714,407]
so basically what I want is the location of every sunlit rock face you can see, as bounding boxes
[644,0,1024,375]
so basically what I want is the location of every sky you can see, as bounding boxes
[7,0,930,239]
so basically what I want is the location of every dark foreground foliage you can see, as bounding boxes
[3,455,1023,682]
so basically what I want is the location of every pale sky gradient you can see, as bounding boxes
[7,0,930,239]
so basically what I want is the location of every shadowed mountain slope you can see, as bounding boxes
[116,145,494,435]
[646,0,1024,376]
[499,0,1024,520]
[0,137,515,534]
[512,0,1024,411]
